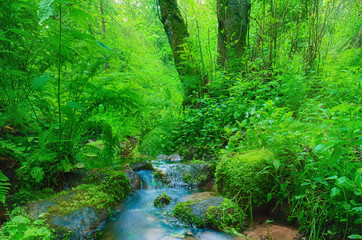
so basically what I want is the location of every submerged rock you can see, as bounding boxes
[173,196,245,231]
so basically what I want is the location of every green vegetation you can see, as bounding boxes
[173,197,245,231]
[154,192,171,208]
[215,149,275,207]
[45,170,130,218]
[0,208,53,240]
[0,0,361,239]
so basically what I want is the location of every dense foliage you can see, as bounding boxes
[0,0,361,239]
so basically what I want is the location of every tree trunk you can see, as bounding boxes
[217,0,251,69]
[158,0,199,105]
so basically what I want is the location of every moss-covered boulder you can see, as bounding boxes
[173,196,245,231]
[154,192,171,208]
[215,149,275,207]
[26,170,130,239]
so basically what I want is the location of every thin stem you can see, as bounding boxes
[58,2,62,143]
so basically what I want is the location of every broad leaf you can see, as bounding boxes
[39,0,54,23]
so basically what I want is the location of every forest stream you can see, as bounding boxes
[100,162,237,240]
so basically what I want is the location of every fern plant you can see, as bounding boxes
[0,170,10,204]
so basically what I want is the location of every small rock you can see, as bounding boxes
[130,161,153,171]
[156,154,168,160]
[168,153,182,161]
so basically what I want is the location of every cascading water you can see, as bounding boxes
[100,163,238,240]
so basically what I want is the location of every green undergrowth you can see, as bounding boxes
[0,208,54,240]
[215,149,275,208]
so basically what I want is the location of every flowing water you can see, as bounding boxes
[100,164,238,240]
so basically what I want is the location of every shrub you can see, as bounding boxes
[215,149,275,208]
[0,208,53,240]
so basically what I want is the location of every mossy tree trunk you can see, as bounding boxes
[157,0,199,105]
[217,0,251,70]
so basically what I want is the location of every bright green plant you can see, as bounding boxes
[0,170,10,204]
[0,208,53,240]
[215,149,275,208]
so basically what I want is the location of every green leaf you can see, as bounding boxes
[32,73,51,90]
[31,167,45,183]
[330,187,340,197]
[347,121,361,130]
[74,162,85,168]
[267,193,272,202]
[39,0,54,24]
[330,147,342,162]
[234,111,241,119]
[348,234,362,239]
[313,144,325,153]
[273,159,280,170]
[96,41,111,51]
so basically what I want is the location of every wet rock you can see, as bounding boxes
[168,153,182,161]
[51,206,107,239]
[27,200,56,219]
[173,196,245,230]
[157,163,213,188]
[156,153,183,161]
[130,161,153,171]
[156,154,168,160]
[25,170,130,239]
[124,169,141,191]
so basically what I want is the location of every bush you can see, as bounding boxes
[215,149,275,208]
[0,208,53,240]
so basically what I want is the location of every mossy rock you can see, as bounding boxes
[154,192,171,208]
[26,170,130,239]
[173,196,245,231]
[215,148,275,208]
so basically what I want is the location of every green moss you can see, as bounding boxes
[154,192,171,208]
[173,201,206,227]
[173,198,245,231]
[153,169,170,184]
[45,170,130,218]
[206,199,245,231]
[215,148,275,207]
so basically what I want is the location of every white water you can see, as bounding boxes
[100,167,238,240]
